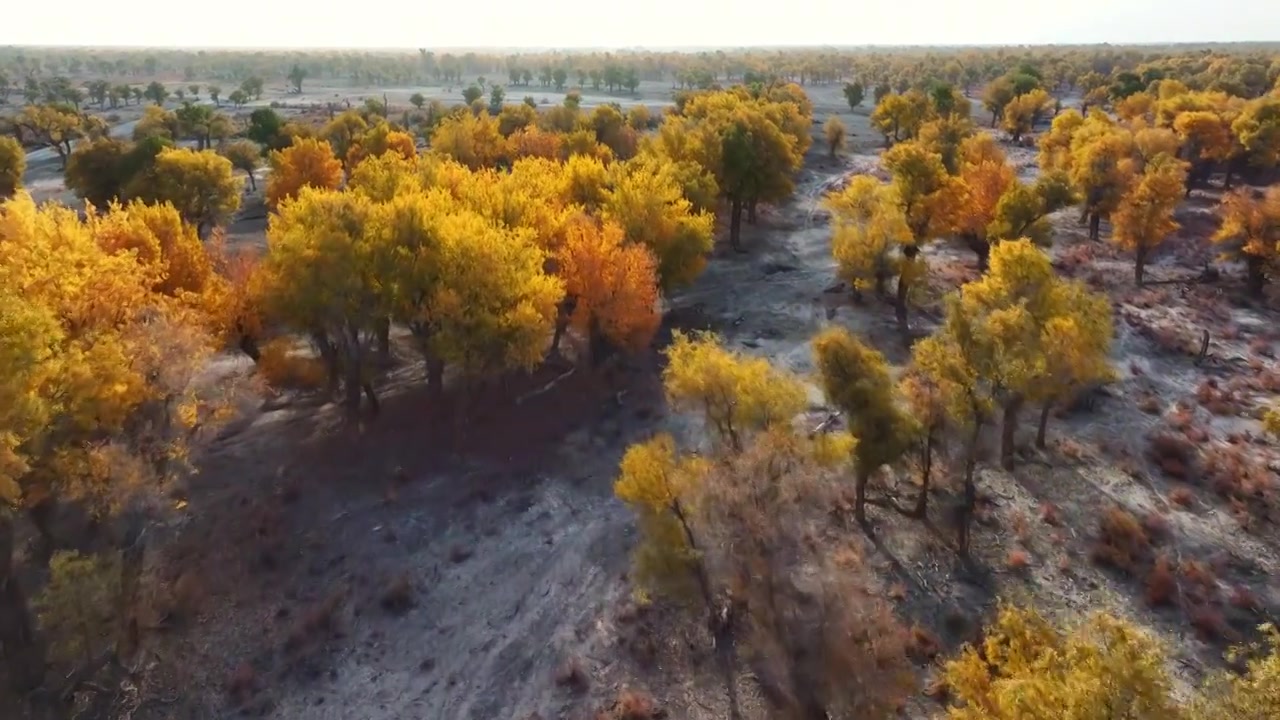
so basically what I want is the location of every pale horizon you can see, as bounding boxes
[3,0,1277,50]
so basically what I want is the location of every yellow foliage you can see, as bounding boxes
[557,217,661,355]
[508,126,564,160]
[604,162,715,291]
[134,147,241,235]
[943,606,1179,720]
[1213,186,1280,293]
[429,111,507,170]
[823,115,846,157]
[824,175,912,293]
[0,135,24,198]
[662,331,807,449]
[266,138,344,209]
[257,339,327,390]
[1111,154,1187,284]
[1001,88,1052,140]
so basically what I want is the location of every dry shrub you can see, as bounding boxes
[923,677,950,703]
[1169,487,1195,508]
[695,433,918,719]
[1248,337,1274,358]
[1228,585,1261,612]
[1144,555,1177,607]
[1090,506,1150,573]
[1201,446,1276,513]
[1179,560,1218,604]
[1147,432,1197,480]
[555,656,590,693]
[1057,243,1096,272]
[596,688,659,720]
[1010,511,1030,543]
[1141,512,1170,543]
[1196,379,1243,417]
[1006,549,1031,572]
[1188,604,1231,642]
[285,590,343,652]
[1137,395,1162,415]
[258,339,327,390]
[380,573,415,615]
[908,625,942,662]
[1038,502,1060,526]
[226,661,257,704]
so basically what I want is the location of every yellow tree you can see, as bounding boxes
[429,111,507,170]
[265,137,344,209]
[1111,153,1187,286]
[870,91,930,145]
[823,175,913,299]
[131,147,242,238]
[882,140,957,332]
[1065,114,1138,241]
[812,327,917,524]
[1213,186,1280,297]
[1192,625,1280,720]
[603,162,715,291]
[987,173,1076,252]
[1037,109,1084,173]
[1,194,220,689]
[823,115,846,158]
[1174,110,1233,193]
[375,190,561,396]
[1229,96,1280,187]
[346,122,417,169]
[662,331,807,451]
[1001,88,1052,142]
[0,136,24,199]
[263,187,388,414]
[944,606,1179,720]
[1033,282,1113,448]
[554,217,661,365]
[17,104,85,168]
[319,110,369,166]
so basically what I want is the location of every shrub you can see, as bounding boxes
[1144,555,1177,607]
[1090,506,1150,573]
[1007,549,1031,572]
[34,551,121,665]
[258,339,327,389]
[1148,432,1197,480]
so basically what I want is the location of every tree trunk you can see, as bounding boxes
[549,297,575,358]
[894,272,910,336]
[965,234,990,272]
[425,356,445,401]
[0,513,46,696]
[747,198,757,225]
[729,197,744,251]
[343,361,362,417]
[957,421,982,558]
[362,382,380,417]
[1000,396,1023,470]
[237,331,261,363]
[1036,399,1053,449]
[27,499,55,563]
[990,111,997,128]
[312,331,341,396]
[912,433,933,519]
[1246,255,1266,298]
[375,317,391,363]
[1088,212,1101,242]
[1134,245,1148,286]
[247,171,256,191]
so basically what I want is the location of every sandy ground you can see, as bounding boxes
[8,80,1277,719]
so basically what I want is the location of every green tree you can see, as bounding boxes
[143,80,168,105]
[843,81,865,110]
[462,84,483,105]
[220,139,262,192]
[288,64,307,93]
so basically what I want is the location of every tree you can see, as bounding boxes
[1061,113,1139,241]
[944,606,1179,720]
[130,148,242,238]
[346,122,416,169]
[319,110,369,165]
[488,84,505,114]
[227,89,248,108]
[870,91,929,145]
[843,81,865,110]
[552,217,661,365]
[64,136,131,206]
[1213,186,1280,297]
[0,136,23,199]
[1111,154,1187,285]
[1229,96,1280,186]
[553,68,568,91]
[187,84,200,99]
[133,105,179,142]
[1191,625,1280,720]
[462,84,483,105]
[375,190,562,397]
[208,85,221,106]
[982,76,1016,127]
[1173,110,1232,193]
[17,104,84,168]
[947,134,1017,268]
[881,140,956,332]
[662,331,806,451]
[246,107,285,150]
[241,76,264,100]
[429,111,506,170]
[1001,88,1053,142]
[143,80,168,105]
[824,175,913,299]
[603,162,715,291]
[409,92,425,109]
[174,102,217,149]
[813,327,917,524]
[824,115,846,158]
[265,138,344,209]
[288,64,307,93]
[220,139,262,192]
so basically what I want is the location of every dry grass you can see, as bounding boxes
[1006,549,1031,572]
[258,339,328,390]
[1147,432,1198,481]
[908,625,941,662]
[596,688,660,720]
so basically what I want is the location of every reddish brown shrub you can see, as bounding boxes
[1038,502,1060,526]
[599,688,659,720]
[1090,506,1150,573]
[1179,560,1218,604]
[1228,585,1261,612]
[1007,549,1031,572]
[1169,487,1195,508]
[1188,604,1231,643]
[1142,512,1170,542]
[1144,556,1177,607]
[380,573,415,615]
[1148,432,1197,479]
[908,625,941,662]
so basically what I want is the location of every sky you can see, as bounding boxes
[2,0,1277,48]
